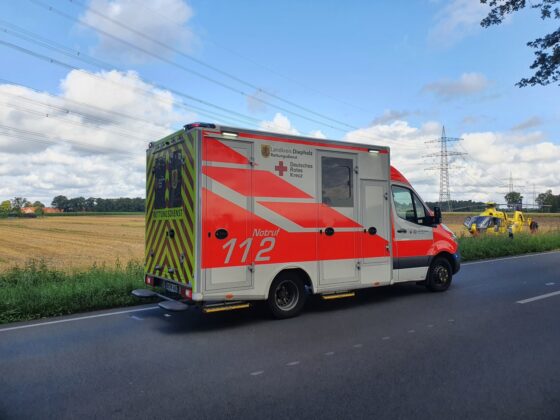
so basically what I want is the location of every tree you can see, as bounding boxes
[536,189,560,211]
[481,0,560,87]
[11,197,30,211]
[0,200,10,217]
[51,195,69,212]
[32,201,45,208]
[505,191,523,208]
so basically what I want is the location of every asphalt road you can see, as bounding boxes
[1,252,560,420]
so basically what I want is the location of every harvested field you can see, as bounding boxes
[442,212,560,236]
[1,213,559,272]
[0,215,144,272]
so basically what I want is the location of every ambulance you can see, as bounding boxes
[132,123,460,318]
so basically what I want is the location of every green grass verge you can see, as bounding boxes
[458,231,560,262]
[0,260,152,324]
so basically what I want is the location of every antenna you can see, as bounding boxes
[424,126,466,212]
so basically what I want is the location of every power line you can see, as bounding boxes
[0,37,262,129]
[0,123,137,156]
[137,1,370,113]
[66,0,361,128]
[28,0,357,132]
[0,35,425,150]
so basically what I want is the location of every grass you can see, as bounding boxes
[0,259,151,324]
[459,231,560,262]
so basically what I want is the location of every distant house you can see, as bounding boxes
[21,207,62,214]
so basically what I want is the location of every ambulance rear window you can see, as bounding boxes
[154,157,166,210]
[321,157,353,207]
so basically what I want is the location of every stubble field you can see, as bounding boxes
[0,215,145,272]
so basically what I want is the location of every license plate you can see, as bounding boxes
[164,281,180,294]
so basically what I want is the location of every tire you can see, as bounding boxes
[426,257,453,292]
[267,273,307,319]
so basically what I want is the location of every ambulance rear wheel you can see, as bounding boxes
[426,257,452,292]
[268,273,306,319]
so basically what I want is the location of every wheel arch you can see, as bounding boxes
[265,266,314,299]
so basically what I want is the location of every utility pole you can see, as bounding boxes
[425,126,466,212]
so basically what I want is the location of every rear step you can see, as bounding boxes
[132,289,250,313]
[132,288,191,311]
[321,292,355,300]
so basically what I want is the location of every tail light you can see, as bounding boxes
[181,287,192,300]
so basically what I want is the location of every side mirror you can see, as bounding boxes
[433,206,442,225]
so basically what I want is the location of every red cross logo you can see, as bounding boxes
[274,161,288,177]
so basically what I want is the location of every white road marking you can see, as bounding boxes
[427,324,434,328]
[353,344,363,348]
[382,336,390,340]
[408,330,415,333]
[250,371,264,376]
[286,361,300,366]
[545,282,555,286]
[130,315,144,321]
[163,314,172,318]
[462,251,560,266]
[324,352,335,356]
[517,290,560,304]
[0,306,159,333]
[448,319,455,322]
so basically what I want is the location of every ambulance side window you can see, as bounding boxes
[154,157,166,210]
[392,186,430,225]
[322,157,353,207]
[392,186,414,221]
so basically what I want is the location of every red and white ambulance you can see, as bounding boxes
[133,123,460,318]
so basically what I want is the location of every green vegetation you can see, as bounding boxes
[0,260,152,324]
[459,231,560,262]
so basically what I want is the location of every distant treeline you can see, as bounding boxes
[425,200,486,212]
[51,196,145,212]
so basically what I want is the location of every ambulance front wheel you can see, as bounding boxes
[268,273,307,319]
[426,257,453,292]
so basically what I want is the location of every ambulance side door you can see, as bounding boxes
[391,185,433,282]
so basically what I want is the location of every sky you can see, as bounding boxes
[0,0,559,206]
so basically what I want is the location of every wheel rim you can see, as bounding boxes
[275,279,299,311]
[433,264,450,285]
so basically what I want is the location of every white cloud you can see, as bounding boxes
[308,130,326,139]
[259,113,300,135]
[422,72,489,100]
[81,0,196,62]
[0,70,191,203]
[429,0,489,47]
[264,114,560,203]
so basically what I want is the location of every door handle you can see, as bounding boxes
[397,229,407,233]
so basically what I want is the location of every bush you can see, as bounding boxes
[0,259,150,324]
[458,231,560,262]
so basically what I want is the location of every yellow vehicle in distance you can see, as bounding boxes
[463,202,538,237]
